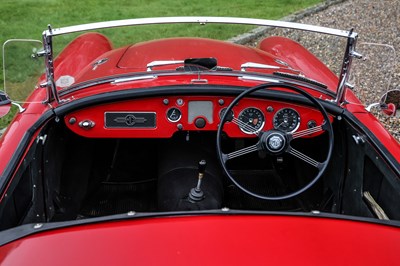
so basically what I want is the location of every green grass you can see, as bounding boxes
[0,0,322,128]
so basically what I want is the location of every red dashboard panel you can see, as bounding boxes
[64,96,329,138]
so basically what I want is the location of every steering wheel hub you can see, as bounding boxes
[263,131,287,154]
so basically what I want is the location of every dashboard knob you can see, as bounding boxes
[195,117,206,128]
[307,120,317,128]
[79,120,95,129]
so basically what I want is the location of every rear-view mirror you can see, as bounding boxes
[0,91,11,118]
[380,89,400,117]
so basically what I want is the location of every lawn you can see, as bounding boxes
[0,0,322,127]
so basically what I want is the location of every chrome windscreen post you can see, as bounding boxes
[42,24,60,104]
[335,30,359,105]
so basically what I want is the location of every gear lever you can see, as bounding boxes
[188,160,206,202]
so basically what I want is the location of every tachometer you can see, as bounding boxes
[238,107,265,134]
[273,108,300,133]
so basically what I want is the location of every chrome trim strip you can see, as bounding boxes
[59,71,335,98]
[111,75,157,84]
[44,17,355,38]
[238,75,280,83]
[147,60,184,71]
[241,62,280,71]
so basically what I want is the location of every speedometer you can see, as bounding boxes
[238,107,265,134]
[273,108,300,133]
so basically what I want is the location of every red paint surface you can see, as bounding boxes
[0,215,399,265]
[118,38,278,70]
[54,33,113,82]
[258,36,339,92]
[70,37,338,92]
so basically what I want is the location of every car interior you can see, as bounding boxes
[1,86,400,231]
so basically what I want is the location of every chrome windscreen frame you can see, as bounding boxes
[41,16,359,105]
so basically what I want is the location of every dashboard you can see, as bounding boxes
[64,96,329,138]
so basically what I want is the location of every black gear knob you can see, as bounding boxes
[198,160,207,176]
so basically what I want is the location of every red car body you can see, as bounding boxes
[0,17,399,265]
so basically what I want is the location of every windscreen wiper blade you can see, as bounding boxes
[147,58,218,71]
[240,62,327,89]
[273,71,328,89]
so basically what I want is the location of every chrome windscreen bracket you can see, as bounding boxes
[350,50,363,59]
[335,29,359,105]
[42,24,60,104]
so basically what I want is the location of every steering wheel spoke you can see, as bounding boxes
[290,124,324,140]
[230,116,261,136]
[223,143,260,162]
[287,147,323,169]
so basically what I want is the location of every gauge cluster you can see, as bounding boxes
[64,95,329,138]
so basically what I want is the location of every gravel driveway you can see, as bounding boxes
[246,0,400,141]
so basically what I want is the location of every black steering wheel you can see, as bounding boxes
[216,83,334,200]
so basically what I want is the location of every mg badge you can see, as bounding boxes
[105,112,156,128]
[113,114,147,126]
[265,133,286,153]
[269,136,283,150]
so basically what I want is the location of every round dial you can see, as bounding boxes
[238,107,265,134]
[219,108,234,122]
[166,107,182,122]
[273,108,300,133]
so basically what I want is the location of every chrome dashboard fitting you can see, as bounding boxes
[79,120,95,129]
[33,223,43,229]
